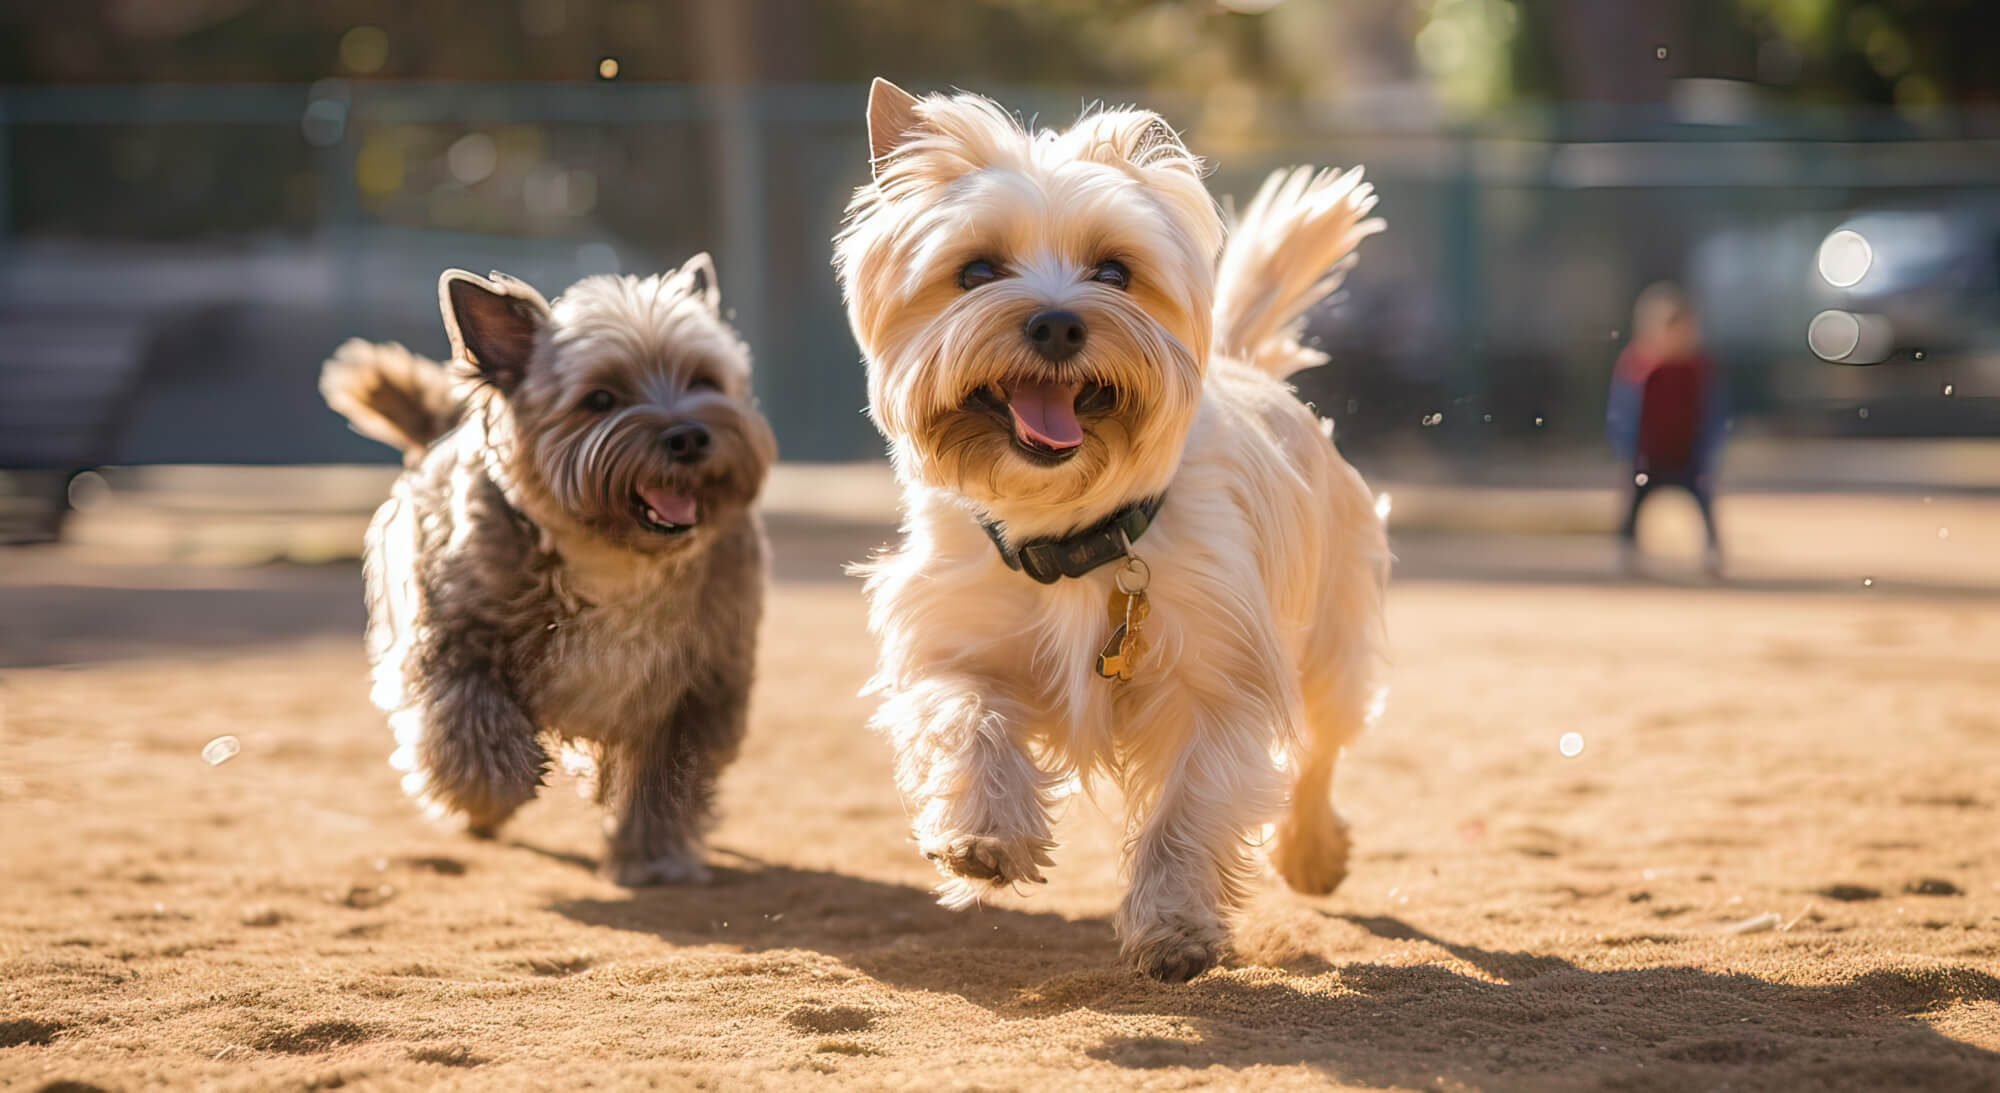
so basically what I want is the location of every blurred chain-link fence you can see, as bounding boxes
[3,81,1996,476]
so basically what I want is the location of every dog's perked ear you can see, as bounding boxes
[1060,109,1203,179]
[438,269,552,392]
[679,252,722,315]
[867,77,927,179]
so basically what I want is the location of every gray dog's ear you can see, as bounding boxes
[438,269,551,392]
[867,77,927,179]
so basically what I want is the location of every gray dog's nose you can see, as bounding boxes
[1025,309,1087,363]
[661,423,711,463]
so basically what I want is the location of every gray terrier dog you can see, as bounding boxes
[320,254,775,885]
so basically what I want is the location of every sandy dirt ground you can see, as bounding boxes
[3,505,2000,1091]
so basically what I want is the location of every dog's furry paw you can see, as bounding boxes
[394,701,548,837]
[600,848,711,888]
[1270,811,1352,896]
[1125,914,1227,983]
[922,832,1053,894]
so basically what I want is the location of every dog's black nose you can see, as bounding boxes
[1025,309,1087,363]
[661,423,711,463]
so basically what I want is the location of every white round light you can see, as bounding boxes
[1808,309,1862,362]
[1817,229,1872,288]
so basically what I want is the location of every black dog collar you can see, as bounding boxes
[978,494,1165,585]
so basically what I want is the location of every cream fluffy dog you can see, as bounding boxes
[835,80,1390,981]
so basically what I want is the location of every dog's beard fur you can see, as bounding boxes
[485,269,777,557]
[837,81,1391,982]
[837,93,1220,536]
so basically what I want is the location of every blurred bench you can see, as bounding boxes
[0,310,152,542]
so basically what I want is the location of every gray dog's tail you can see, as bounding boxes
[1211,165,1385,379]
[319,339,465,458]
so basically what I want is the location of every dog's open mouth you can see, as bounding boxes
[968,379,1116,464]
[632,485,699,535]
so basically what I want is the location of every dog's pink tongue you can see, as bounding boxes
[1007,379,1085,450]
[636,486,698,526]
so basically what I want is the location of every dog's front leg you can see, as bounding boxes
[1117,701,1285,982]
[398,661,547,838]
[596,671,748,886]
[880,675,1056,908]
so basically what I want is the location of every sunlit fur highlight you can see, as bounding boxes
[836,82,1392,982]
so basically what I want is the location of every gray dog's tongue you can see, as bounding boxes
[637,486,698,526]
[1007,379,1085,450]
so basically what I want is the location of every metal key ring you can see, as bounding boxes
[1115,554,1150,596]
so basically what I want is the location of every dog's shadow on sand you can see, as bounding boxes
[547,853,2000,1088]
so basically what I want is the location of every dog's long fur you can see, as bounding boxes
[322,256,775,884]
[836,80,1389,980]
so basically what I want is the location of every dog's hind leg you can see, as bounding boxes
[1272,495,1389,897]
[1270,555,1386,896]
[595,672,747,887]
[1268,678,1369,896]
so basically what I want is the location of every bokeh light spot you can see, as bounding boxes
[447,133,498,185]
[1807,309,1862,362]
[67,470,110,510]
[1817,229,1872,288]
[339,26,389,75]
[355,137,404,197]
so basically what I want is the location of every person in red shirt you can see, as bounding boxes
[1605,283,1729,576]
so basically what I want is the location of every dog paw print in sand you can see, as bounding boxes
[253,1020,376,1055]
[518,953,594,977]
[393,855,469,877]
[786,1004,876,1035]
[409,1044,487,1068]
[0,1017,65,1047]
[314,856,470,917]
[786,1005,883,1067]
[1661,1037,1791,1065]
[322,882,398,910]
[239,905,286,928]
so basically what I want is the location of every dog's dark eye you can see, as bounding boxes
[687,375,720,393]
[958,259,1000,291]
[579,389,617,413]
[1091,260,1131,290]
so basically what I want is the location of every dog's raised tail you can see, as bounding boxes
[319,339,465,458]
[1212,165,1384,379]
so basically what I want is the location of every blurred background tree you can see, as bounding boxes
[5,0,1996,112]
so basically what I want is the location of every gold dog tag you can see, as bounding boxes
[1095,556,1152,682]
